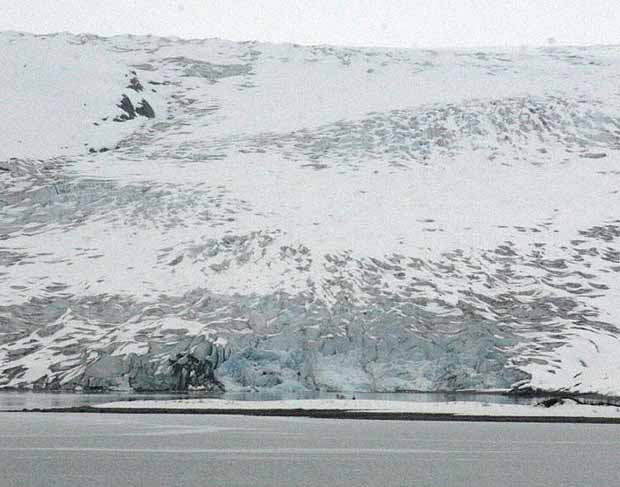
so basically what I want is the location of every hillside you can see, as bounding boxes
[1,32,620,394]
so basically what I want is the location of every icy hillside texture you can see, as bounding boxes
[1,32,620,394]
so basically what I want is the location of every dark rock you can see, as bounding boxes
[538,397,563,407]
[537,396,583,408]
[127,76,144,92]
[136,99,155,118]
[113,94,136,122]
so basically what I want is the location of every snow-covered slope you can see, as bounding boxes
[1,32,620,394]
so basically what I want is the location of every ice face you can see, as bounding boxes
[1,33,620,394]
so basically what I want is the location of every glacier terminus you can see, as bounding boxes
[1,32,620,396]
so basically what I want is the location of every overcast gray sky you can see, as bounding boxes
[1,0,619,48]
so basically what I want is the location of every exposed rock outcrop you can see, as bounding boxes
[135,99,155,118]
[114,94,136,121]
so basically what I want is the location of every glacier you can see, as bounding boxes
[1,32,620,395]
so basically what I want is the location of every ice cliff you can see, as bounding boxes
[1,32,620,395]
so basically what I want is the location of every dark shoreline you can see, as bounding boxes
[5,405,620,424]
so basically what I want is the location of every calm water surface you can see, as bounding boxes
[0,412,618,487]
[0,390,539,411]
